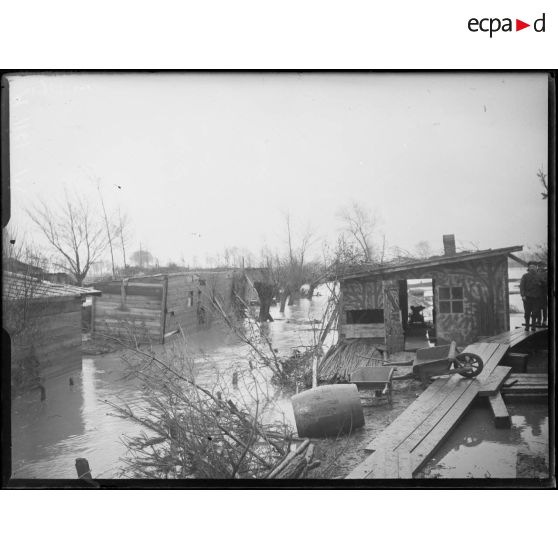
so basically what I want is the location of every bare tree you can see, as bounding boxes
[116,207,131,269]
[130,248,154,268]
[337,201,378,263]
[414,240,433,259]
[26,192,108,285]
[277,214,317,311]
[97,182,117,279]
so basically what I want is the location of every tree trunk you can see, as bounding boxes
[279,291,289,313]
[306,284,316,299]
[254,281,274,322]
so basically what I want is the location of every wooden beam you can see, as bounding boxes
[409,383,480,474]
[477,366,512,396]
[488,392,512,428]
[508,253,528,267]
[160,275,168,344]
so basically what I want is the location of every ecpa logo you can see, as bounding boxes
[468,13,546,37]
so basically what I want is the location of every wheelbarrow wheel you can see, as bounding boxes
[454,353,484,378]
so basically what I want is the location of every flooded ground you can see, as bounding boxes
[416,402,549,479]
[11,286,335,479]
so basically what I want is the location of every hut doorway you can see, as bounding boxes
[403,277,435,350]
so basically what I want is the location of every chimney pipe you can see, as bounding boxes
[443,234,456,256]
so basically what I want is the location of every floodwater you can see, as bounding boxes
[10,285,335,479]
[416,403,549,479]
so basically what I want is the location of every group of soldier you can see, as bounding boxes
[520,261,548,331]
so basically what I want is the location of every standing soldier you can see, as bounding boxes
[537,261,548,327]
[520,261,544,331]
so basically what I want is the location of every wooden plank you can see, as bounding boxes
[507,374,548,383]
[342,324,386,338]
[477,366,512,396]
[91,293,96,330]
[160,276,168,343]
[366,378,448,452]
[94,307,161,319]
[346,450,397,479]
[481,329,535,347]
[94,317,161,328]
[96,296,162,309]
[409,383,480,475]
[508,253,528,266]
[488,392,512,428]
[346,451,381,479]
[502,386,548,395]
[396,377,476,454]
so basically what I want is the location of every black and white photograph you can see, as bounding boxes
[1,71,553,485]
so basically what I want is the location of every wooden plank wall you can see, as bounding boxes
[93,281,164,343]
[9,298,83,383]
[341,324,385,339]
[165,274,201,334]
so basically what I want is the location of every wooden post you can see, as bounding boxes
[120,278,127,310]
[90,295,96,333]
[75,458,92,480]
[160,276,168,344]
[488,392,512,428]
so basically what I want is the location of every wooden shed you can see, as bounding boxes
[91,269,248,343]
[336,237,522,353]
[3,272,101,390]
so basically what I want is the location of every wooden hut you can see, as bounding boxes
[336,236,523,353]
[91,270,248,343]
[3,272,101,389]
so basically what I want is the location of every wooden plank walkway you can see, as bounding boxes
[346,342,512,479]
[480,327,544,348]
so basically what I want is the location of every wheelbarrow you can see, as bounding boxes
[386,341,483,386]
[349,366,396,405]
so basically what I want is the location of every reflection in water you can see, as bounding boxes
[417,405,549,479]
[11,286,334,479]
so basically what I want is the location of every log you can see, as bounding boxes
[267,439,310,478]
[75,458,92,480]
[291,384,364,438]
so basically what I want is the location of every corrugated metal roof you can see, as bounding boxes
[2,272,102,300]
[334,245,523,281]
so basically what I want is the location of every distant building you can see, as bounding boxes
[5,257,44,278]
[335,235,522,352]
[5,258,75,284]
[90,270,249,343]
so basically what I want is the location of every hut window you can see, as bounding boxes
[438,286,464,314]
[346,309,384,324]
[187,291,194,307]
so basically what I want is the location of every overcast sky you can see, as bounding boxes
[7,72,548,267]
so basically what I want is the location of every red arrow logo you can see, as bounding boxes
[516,19,530,31]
